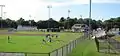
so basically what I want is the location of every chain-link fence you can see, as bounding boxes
[0,52,49,56]
[96,36,120,54]
[49,35,85,56]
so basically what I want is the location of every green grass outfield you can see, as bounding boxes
[68,40,119,56]
[0,32,82,54]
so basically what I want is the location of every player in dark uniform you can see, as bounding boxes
[56,34,58,38]
[8,36,10,43]
[46,34,51,42]
[49,37,52,42]
[46,34,50,38]
[42,39,46,44]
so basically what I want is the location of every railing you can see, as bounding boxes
[0,35,86,56]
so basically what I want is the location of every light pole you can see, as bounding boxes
[47,5,52,29]
[4,12,6,19]
[89,0,92,39]
[68,10,70,17]
[67,9,70,29]
[80,15,82,19]
[0,5,5,28]
[29,15,32,27]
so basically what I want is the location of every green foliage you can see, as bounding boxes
[104,17,120,31]
[37,18,60,29]
[2,16,120,30]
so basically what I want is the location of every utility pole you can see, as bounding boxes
[47,5,52,29]
[89,0,92,39]
[0,5,5,28]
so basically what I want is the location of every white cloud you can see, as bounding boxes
[39,0,120,7]
[39,0,89,6]
[0,0,120,21]
[93,0,120,3]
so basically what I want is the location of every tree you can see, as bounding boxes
[104,18,116,31]
[83,18,90,26]
[21,21,30,26]
[17,17,25,25]
[59,17,66,27]
[28,20,37,26]
[37,20,47,29]
[103,17,120,31]
[91,20,98,30]
[5,18,12,27]
[77,18,84,24]
[96,20,103,28]
[74,17,77,24]
[0,20,8,28]
[37,18,60,29]
[48,18,60,28]
[66,17,70,29]
[59,17,65,22]
[11,21,18,29]
[64,18,77,29]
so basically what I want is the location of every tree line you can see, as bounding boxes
[0,17,120,30]
[104,17,120,31]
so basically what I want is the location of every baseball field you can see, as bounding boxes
[0,31,82,56]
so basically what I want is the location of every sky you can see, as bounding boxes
[0,0,120,21]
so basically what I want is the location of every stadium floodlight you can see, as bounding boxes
[4,12,6,19]
[0,5,5,19]
[80,15,82,19]
[47,5,52,29]
[0,5,5,28]
[68,9,70,17]
[29,15,32,28]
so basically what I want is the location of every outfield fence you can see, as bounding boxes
[96,36,120,54]
[0,35,86,56]
[49,35,86,56]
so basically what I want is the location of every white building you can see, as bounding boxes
[93,28,106,38]
[17,25,37,31]
[108,28,120,35]
[72,24,88,32]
